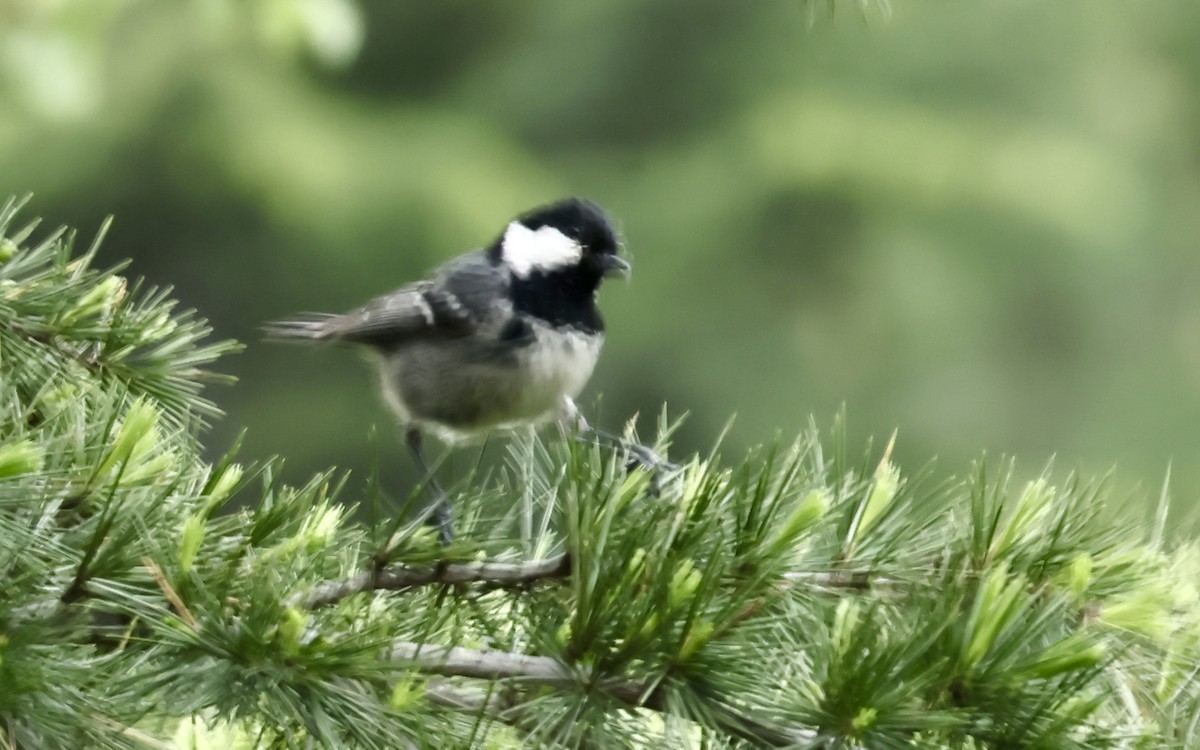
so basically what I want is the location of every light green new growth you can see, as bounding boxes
[1,197,1199,749]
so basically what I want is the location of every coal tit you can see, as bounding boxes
[266,197,632,542]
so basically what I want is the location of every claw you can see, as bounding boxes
[622,442,677,474]
[574,424,678,496]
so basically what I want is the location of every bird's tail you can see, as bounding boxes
[261,313,339,342]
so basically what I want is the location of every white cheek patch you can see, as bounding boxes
[502,221,583,277]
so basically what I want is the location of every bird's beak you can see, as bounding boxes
[600,254,632,279]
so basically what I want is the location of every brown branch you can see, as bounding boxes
[782,570,904,590]
[424,679,511,714]
[142,556,198,629]
[296,554,571,609]
[295,553,906,610]
[423,679,535,729]
[391,641,580,686]
[423,679,555,744]
[390,641,815,747]
[289,555,894,743]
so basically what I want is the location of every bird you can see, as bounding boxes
[265,197,649,544]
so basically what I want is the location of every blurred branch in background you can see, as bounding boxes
[0,0,363,120]
[802,0,893,27]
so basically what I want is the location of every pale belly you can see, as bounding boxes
[378,327,603,441]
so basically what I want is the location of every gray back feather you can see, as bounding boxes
[264,251,511,348]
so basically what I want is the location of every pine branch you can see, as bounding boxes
[296,554,572,608]
[297,553,907,612]
[389,641,816,747]
[423,680,548,747]
[6,197,1200,748]
[423,679,511,715]
[782,569,904,589]
[391,642,584,696]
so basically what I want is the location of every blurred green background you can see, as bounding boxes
[3,0,1200,524]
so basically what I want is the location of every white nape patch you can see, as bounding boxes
[502,221,583,277]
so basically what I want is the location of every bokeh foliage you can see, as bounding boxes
[3,0,1200,521]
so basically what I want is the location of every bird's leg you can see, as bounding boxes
[405,426,454,545]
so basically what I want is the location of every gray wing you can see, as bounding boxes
[264,251,511,347]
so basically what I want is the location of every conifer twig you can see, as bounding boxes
[297,554,572,609]
[143,556,199,630]
[424,680,511,714]
[390,641,816,746]
[391,641,579,686]
[423,681,540,742]
[297,553,912,611]
[299,554,906,610]
[782,569,905,589]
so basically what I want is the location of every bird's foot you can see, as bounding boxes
[576,424,678,494]
[618,439,677,474]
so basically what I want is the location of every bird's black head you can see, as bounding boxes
[494,198,630,334]
[492,197,630,284]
